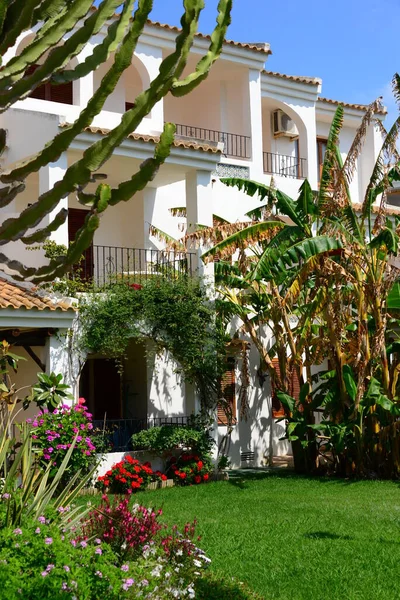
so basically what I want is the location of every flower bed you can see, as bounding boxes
[96,455,167,494]
[167,452,213,485]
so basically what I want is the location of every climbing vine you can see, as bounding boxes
[78,277,227,410]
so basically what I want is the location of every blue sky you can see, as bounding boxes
[148,0,400,126]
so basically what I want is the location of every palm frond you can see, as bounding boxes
[251,225,305,281]
[272,235,343,278]
[318,105,344,213]
[169,207,187,218]
[201,221,285,263]
[221,177,305,228]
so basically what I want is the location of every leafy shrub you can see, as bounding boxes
[167,452,213,485]
[0,506,211,599]
[96,455,166,494]
[131,424,214,456]
[28,398,98,483]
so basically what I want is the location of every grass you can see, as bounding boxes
[137,471,400,600]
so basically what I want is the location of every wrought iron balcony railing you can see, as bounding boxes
[263,152,307,179]
[77,246,195,287]
[92,416,191,452]
[175,123,251,159]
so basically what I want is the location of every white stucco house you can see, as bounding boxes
[0,17,391,468]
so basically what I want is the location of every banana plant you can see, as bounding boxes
[0,0,233,282]
[201,76,400,475]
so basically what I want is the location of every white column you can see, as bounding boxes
[302,106,318,190]
[46,330,80,403]
[185,169,214,281]
[248,69,264,179]
[39,153,68,247]
[75,45,95,108]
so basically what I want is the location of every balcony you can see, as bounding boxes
[263,152,307,179]
[175,124,251,159]
[92,416,191,452]
[76,246,195,287]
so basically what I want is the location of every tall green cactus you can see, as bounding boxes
[0,0,232,282]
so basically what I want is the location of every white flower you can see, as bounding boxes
[176,549,183,556]
[193,559,202,568]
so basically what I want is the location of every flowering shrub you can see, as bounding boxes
[0,508,210,599]
[97,455,167,494]
[28,398,98,482]
[167,452,213,485]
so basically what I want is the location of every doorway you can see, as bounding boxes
[79,358,122,420]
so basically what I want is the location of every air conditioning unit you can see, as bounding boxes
[272,109,299,139]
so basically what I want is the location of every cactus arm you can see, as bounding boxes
[31,0,72,28]
[108,123,175,206]
[51,0,135,85]
[0,0,9,44]
[0,182,26,209]
[20,208,68,244]
[171,0,232,97]
[0,0,43,55]
[0,0,141,184]
[0,0,118,95]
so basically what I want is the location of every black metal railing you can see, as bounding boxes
[92,416,191,452]
[175,123,251,159]
[78,246,195,287]
[263,152,307,179]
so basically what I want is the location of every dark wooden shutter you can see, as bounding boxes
[68,208,94,280]
[49,80,73,105]
[217,357,236,425]
[26,64,72,104]
[271,358,300,418]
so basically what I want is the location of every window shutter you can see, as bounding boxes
[217,357,236,425]
[26,64,73,104]
[49,81,73,105]
[271,358,300,418]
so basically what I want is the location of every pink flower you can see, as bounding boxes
[63,566,70,572]
[95,548,102,554]
[35,528,41,534]
[44,537,53,545]
[13,528,22,535]
[38,516,46,524]
[78,397,86,405]
[121,565,129,572]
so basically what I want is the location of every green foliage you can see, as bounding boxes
[79,277,227,407]
[131,424,214,456]
[25,372,74,412]
[195,571,265,600]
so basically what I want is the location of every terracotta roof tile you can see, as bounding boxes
[262,70,321,86]
[352,203,400,216]
[318,97,387,115]
[88,8,271,55]
[0,278,75,312]
[70,125,222,154]
[146,20,271,55]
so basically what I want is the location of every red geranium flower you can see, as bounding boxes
[194,475,201,484]
[203,474,209,481]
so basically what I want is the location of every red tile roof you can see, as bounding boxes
[318,97,387,115]
[0,278,75,312]
[262,70,321,86]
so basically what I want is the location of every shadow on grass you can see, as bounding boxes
[226,468,399,488]
[304,531,353,541]
[195,572,263,600]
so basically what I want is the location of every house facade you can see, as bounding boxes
[0,18,388,467]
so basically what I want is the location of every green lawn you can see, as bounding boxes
[143,471,400,600]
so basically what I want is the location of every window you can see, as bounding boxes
[26,64,73,105]
[271,358,301,418]
[217,357,236,426]
[317,138,328,183]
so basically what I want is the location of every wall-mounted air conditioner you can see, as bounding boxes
[272,109,299,139]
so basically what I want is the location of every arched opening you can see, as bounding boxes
[262,98,308,180]
[80,357,122,421]
[16,35,76,105]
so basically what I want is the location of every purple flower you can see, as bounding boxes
[38,516,46,524]
[2,493,10,500]
[61,583,68,591]
[95,571,103,578]
[80,424,86,430]
[13,529,22,535]
[70,540,76,547]
[95,548,102,555]
[63,566,70,572]
[35,528,41,534]
[122,578,134,591]
[47,447,53,453]
[95,539,101,545]
[44,537,53,545]
[26,418,32,424]
[121,565,129,572]
[41,571,48,578]
[32,421,38,428]
[87,423,93,430]
[46,564,54,572]
[80,541,87,548]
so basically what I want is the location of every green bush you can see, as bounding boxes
[131,424,214,456]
